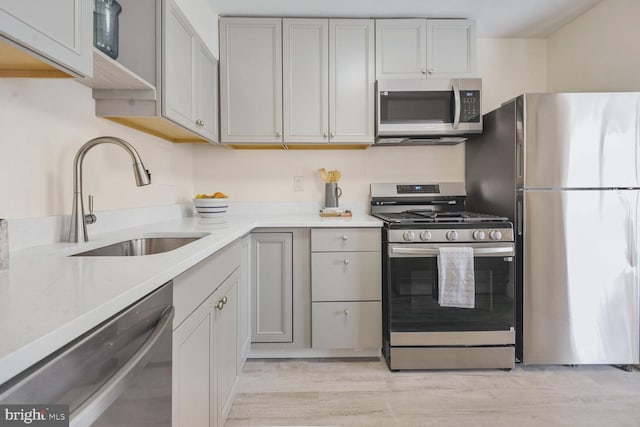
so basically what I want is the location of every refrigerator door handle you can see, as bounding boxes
[452,79,461,129]
[516,140,523,183]
[517,199,523,236]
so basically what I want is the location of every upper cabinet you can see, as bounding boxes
[0,0,93,78]
[220,18,283,145]
[375,19,426,80]
[220,17,375,147]
[426,19,477,78]
[163,0,218,142]
[283,19,328,144]
[329,19,375,144]
[91,0,219,144]
[376,18,476,79]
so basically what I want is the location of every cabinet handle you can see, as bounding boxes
[275,131,282,138]
[222,296,228,305]
[343,259,350,265]
[428,68,434,75]
[322,131,328,138]
[421,67,427,75]
[343,310,350,316]
[341,235,348,241]
[200,120,205,128]
[216,300,224,310]
[330,131,335,138]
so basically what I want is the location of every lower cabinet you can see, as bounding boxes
[311,228,382,351]
[238,234,252,368]
[251,232,293,343]
[311,301,381,349]
[172,301,212,427]
[172,241,240,427]
[214,270,239,427]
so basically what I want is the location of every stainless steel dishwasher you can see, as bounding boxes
[0,282,174,427]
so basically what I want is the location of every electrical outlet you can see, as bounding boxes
[294,176,304,192]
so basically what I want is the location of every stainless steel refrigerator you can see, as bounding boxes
[466,93,640,365]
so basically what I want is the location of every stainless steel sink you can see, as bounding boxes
[71,236,207,257]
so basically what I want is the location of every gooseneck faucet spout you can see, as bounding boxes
[69,137,151,243]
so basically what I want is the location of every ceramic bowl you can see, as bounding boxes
[193,198,230,218]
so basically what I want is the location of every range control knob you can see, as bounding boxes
[472,230,486,240]
[403,231,416,241]
[419,231,432,241]
[489,230,503,240]
[446,230,459,241]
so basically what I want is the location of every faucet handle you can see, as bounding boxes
[85,195,97,225]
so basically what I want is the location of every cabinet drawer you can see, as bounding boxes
[312,301,381,349]
[311,228,380,252]
[173,241,241,328]
[312,252,381,301]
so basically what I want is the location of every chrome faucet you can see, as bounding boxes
[69,136,151,243]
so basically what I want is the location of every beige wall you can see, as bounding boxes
[192,38,548,210]
[478,38,547,112]
[547,0,640,92]
[0,79,194,219]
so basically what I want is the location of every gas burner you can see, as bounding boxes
[370,182,514,243]
[373,211,510,225]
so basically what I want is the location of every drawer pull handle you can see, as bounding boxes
[216,300,224,310]
[343,310,350,316]
[341,235,348,241]
[222,296,228,305]
[343,259,350,265]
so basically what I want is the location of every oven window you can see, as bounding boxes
[379,91,454,124]
[387,256,514,332]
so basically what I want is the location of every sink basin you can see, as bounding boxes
[71,235,207,257]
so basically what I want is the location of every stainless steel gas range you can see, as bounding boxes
[371,182,515,370]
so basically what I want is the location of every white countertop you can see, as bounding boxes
[0,213,382,385]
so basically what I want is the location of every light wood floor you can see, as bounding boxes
[226,358,640,426]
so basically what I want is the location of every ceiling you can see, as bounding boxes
[208,0,602,38]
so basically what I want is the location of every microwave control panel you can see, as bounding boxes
[461,91,480,122]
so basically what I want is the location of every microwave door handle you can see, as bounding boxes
[452,79,461,129]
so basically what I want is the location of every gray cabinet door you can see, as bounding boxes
[172,297,213,427]
[375,19,427,80]
[238,235,251,367]
[196,43,219,142]
[311,251,382,302]
[215,270,239,426]
[220,18,283,144]
[312,301,381,349]
[329,19,375,144]
[163,0,196,131]
[0,0,92,77]
[426,19,476,78]
[251,232,293,343]
[283,18,329,144]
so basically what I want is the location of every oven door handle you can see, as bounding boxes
[389,246,514,257]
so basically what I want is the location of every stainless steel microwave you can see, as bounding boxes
[376,78,482,140]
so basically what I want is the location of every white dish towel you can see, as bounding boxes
[437,247,475,308]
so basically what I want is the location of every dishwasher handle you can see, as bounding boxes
[70,306,175,427]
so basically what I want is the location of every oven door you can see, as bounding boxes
[386,242,515,346]
[376,79,482,137]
